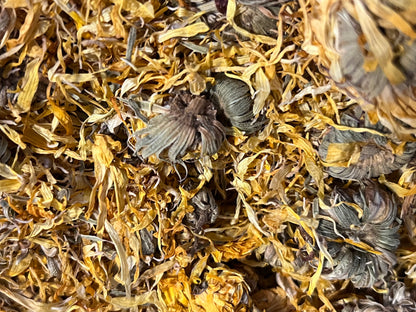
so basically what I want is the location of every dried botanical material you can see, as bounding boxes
[134,93,225,163]
[210,74,264,134]
[0,8,11,44]
[305,0,416,137]
[252,288,295,312]
[341,282,416,312]
[402,193,416,245]
[185,186,218,233]
[0,135,10,164]
[232,3,280,37]
[189,0,284,36]
[317,181,399,288]
[3,0,416,309]
[319,105,416,180]
[139,228,156,255]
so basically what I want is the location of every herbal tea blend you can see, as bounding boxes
[0,0,415,310]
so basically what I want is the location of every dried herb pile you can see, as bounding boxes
[0,0,416,311]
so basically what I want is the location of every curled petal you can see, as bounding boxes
[198,118,225,156]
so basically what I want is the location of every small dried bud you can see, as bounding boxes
[317,181,399,288]
[210,74,264,133]
[184,185,218,233]
[135,93,225,163]
[319,105,416,180]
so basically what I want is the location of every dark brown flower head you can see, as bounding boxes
[317,181,399,288]
[210,74,265,134]
[134,93,225,163]
[319,105,416,180]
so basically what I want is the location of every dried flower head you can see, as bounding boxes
[210,74,264,133]
[319,105,416,180]
[308,0,416,137]
[189,0,285,36]
[341,282,416,312]
[233,3,280,37]
[134,93,225,163]
[184,185,218,233]
[317,181,399,288]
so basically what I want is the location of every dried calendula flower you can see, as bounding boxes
[232,2,281,37]
[341,282,416,312]
[210,74,264,134]
[317,181,400,288]
[134,93,225,163]
[184,185,218,233]
[189,0,285,37]
[306,0,416,137]
[319,105,416,180]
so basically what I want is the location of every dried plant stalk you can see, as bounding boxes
[210,74,264,133]
[134,93,225,163]
[317,181,399,288]
[319,105,416,180]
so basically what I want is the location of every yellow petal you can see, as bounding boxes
[16,57,42,112]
